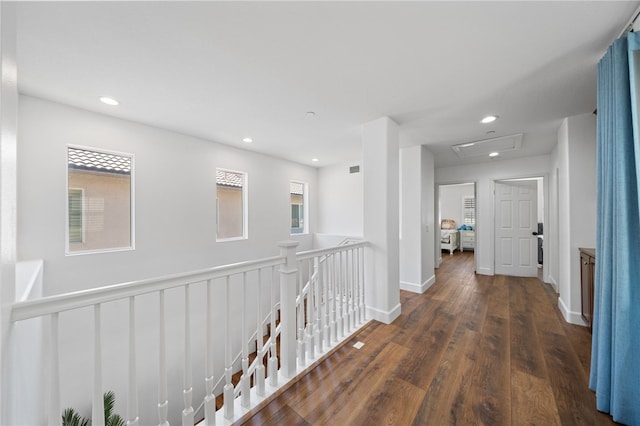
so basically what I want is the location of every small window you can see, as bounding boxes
[290,181,307,234]
[216,169,247,240]
[463,196,475,225]
[67,147,134,254]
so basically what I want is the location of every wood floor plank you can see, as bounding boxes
[411,326,481,425]
[511,369,562,425]
[509,279,548,378]
[538,330,617,425]
[291,341,409,424]
[330,377,425,426]
[460,314,512,426]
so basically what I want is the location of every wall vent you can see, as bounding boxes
[349,165,360,174]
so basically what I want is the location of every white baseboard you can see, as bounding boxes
[399,275,436,294]
[558,297,587,327]
[366,303,401,324]
[477,267,492,276]
[547,275,558,292]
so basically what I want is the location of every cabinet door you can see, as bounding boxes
[580,252,593,329]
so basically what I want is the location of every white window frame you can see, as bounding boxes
[216,168,248,242]
[463,195,476,226]
[290,181,308,235]
[65,144,136,256]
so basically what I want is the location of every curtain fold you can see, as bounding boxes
[590,33,640,426]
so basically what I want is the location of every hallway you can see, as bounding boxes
[241,251,615,425]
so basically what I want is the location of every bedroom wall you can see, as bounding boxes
[17,95,318,424]
[435,154,551,276]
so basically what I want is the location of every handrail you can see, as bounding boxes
[11,255,285,322]
[296,241,367,261]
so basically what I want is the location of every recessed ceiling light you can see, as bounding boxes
[311,158,319,162]
[242,137,253,143]
[481,115,498,124]
[486,130,496,134]
[99,97,119,106]
[489,152,500,157]
[459,142,475,148]
[306,111,316,117]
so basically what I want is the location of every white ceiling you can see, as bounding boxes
[14,1,639,168]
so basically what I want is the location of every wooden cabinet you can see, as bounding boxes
[579,248,595,332]
[460,230,475,251]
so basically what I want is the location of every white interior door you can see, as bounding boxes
[495,180,538,277]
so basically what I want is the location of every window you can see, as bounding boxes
[216,169,247,240]
[67,146,133,254]
[290,181,307,234]
[463,196,476,225]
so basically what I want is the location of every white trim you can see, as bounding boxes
[547,275,558,292]
[290,180,308,235]
[366,303,401,324]
[557,297,587,327]
[216,167,249,241]
[399,274,436,294]
[477,267,492,276]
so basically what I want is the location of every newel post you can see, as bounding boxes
[278,241,299,378]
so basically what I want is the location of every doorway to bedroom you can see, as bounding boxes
[437,182,477,272]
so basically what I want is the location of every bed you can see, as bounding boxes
[440,219,459,255]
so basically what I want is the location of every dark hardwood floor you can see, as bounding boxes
[240,251,616,425]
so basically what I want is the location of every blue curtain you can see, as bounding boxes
[590,32,640,425]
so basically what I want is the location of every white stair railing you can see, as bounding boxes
[9,240,368,425]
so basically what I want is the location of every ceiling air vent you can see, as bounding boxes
[451,133,523,159]
[349,165,360,174]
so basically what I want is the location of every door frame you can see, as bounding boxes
[491,174,550,280]
[435,181,478,273]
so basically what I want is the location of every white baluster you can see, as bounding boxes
[330,253,337,343]
[128,298,139,426]
[158,291,169,426]
[314,256,322,353]
[205,279,217,424]
[268,267,278,387]
[93,305,105,426]
[297,265,305,367]
[360,246,366,320]
[336,252,344,339]
[240,272,250,408]
[306,258,315,361]
[182,286,194,426]
[48,313,60,426]
[349,249,356,330]
[322,255,331,349]
[255,269,265,397]
[223,276,234,420]
[354,249,360,325]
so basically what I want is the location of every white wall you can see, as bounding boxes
[553,113,597,325]
[439,183,474,228]
[317,160,363,239]
[17,95,318,424]
[435,154,551,276]
[399,146,435,293]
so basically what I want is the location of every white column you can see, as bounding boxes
[0,3,18,425]
[399,145,435,294]
[362,117,401,324]
[278,240,299,378]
